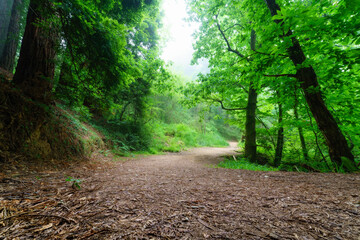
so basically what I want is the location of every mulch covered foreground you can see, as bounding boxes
[1,146,360,239]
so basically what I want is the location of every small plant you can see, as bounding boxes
[65,176,83,189]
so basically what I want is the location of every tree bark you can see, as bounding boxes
[294,91,309,161]
[13,0,57,103]
[263,0,357,172]
[274,92,284,167]
[0,0,22,72]
[244,30,258,163]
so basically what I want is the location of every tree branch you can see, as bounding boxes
[215,15,246,59]
[207,98,246,111]
[224,23,244,33]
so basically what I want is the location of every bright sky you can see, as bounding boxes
[160,0,208,80]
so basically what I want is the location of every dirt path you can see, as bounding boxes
[1,143,360,239]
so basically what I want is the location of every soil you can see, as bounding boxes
[1,142,360,239]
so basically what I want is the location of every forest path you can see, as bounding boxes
[1,143,360,239]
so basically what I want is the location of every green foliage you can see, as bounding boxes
[145,73,239,153]
[219,157,278,172]
[11,0,359,173]
[65,176,82,189]
[278,159,330,173]
[187,0,360,172]
[148,121,228,153]
[92,119,150,152]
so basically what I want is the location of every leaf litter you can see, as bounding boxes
[0,143,360,239]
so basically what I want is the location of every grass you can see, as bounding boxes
[218,156,278,172]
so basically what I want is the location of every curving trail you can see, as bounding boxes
[1,143,360,239]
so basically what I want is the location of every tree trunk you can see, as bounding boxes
[245,83,257,163]
[264,0,357,172]
[0,0,14,56]
[13,0,57,103]
[294,91,309,161]
[274,92,284,167]
[244,30,258,163]
[0,0,22,72]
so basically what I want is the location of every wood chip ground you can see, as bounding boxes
[1,143,360,239]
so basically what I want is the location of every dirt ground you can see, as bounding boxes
[1,142,360,239]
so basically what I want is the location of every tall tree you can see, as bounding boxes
[0,0,23,72]
[244,30,258,163]
[13,0,58,103]
[263,0,357,171]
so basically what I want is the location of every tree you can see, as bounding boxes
[0,0,24,72]
[263,0,357,171]
[188,0,359,171]
[188,1,262,163]
[13,0,58,103]
[244,30,258,163]
[274,91,284,167]
[294,88,309,162]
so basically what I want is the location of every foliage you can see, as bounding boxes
[4,0,359,173]
[186,0,360,172]
[65,176,82,189]
[148,121,229,153]
[218,157,278,172]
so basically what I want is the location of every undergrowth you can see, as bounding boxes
[219,156,278,172]
[147,122,228,153]
[60,105,230,157]
[218,155,355,173]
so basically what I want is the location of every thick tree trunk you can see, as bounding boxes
[0,0,22,72]
[264,0,357,172]
[274,92,284,167]
[294,92,309,161]
[244,30,258,163]
[13,0,57,103]
[0,0,14,56]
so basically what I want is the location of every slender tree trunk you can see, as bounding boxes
[13,0,57,103]
[294,91,309,161]
[245,83,257,162]
[274,92,284,167]
[244,30,258,163]
[0,0,22,72]
[0,0,14,56]
[264,0,357,172]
